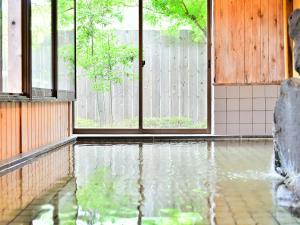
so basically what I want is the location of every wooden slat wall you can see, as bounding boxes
[214,0,285,84]
[0,101,71,161]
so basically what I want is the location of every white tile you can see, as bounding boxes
[214,86,227,99]
[266,98,277,110]
[240,124,253,135]
[253,98,265,111]
[265,85,279,98]
[227,99,239,111]
[240,86,252,98]
[227,124,239,135]
[253,85,265,98]
[266,124,273,135]
[240,99,252,111]
[215,124,227,135]
[215,112,227,124]
[253,124,266,135]
[240,111,252,124]
[266,110,274,124]
[227,86,240,98]
[214,99,227,111]
[227,111,239,124]
[278,85,281,97]
[253,111,266,124]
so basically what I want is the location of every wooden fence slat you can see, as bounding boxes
[152,30,161,118]
[180,30,189,118]
[160,34,170,118]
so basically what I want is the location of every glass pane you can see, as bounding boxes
[75,0,139,128]
[31,0,52,89]
[143,0,208,129]
[1,0,22,93]
[57,0,75,92]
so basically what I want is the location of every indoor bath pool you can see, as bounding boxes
[0,141,298,225]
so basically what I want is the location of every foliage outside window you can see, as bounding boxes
[144,0,207,42]
[31,0,53,90]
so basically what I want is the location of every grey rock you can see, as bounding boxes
[289,9,300,73]
[274,78,300,177]
[273,10,300,178]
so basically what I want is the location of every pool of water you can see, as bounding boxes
[0,140,299,225]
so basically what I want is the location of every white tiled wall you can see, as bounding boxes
[213,85,280,136]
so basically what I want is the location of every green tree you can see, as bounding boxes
[76,0,138,125]
[144,0,207,42]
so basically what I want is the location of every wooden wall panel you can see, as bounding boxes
[21,102,70,154]
[0,101,72,161]
[214,0,285,84]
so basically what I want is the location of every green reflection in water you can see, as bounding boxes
[143,209,204,225]
[77,168,138,224]
[76,167,206,225]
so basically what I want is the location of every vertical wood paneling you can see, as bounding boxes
[215,0,285,84]
[21,103,28,152]
[277,0,284,79]
[261,0,270,83]
[0,101,71,160]
[252,0,262,83]
[268,0,278,82]
[1,103,7,160]
[0,104,2,160]
[15,103,21,157]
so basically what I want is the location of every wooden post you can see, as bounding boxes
[284,0,294,78]
[0,0,2,92]
[293,0,300,77]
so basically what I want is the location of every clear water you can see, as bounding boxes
[0,141,299,225]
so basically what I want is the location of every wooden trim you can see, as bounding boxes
[52,0,58,97]
[24,0,32,98]
[0,136,76,175]
[74,128,210,134]
[0,0,2,93]
[213,81,282,86]
[139,0,143,131]
[207,0,212,134]
[284,0,294,78]
[74,0,77,100]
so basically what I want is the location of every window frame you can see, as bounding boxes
[73,0,212,134]
[0,0,76,102]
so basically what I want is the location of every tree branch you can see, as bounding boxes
[180,0,207,36]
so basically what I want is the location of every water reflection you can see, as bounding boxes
[2,141,300,225]
[74,143,209,225]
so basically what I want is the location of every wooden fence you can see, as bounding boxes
[75,30,208,127]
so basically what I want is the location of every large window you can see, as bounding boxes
[0,0,22,94]
[0,0,76,100]
[31,0,53,90]
[74,0,211,133]
[75,0,139,128]
[143,0,208,129]
[58,0,75,92]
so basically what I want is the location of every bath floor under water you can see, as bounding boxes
[0,140,298,225]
